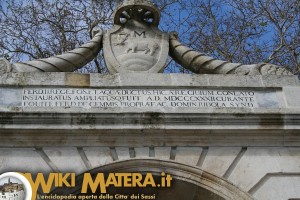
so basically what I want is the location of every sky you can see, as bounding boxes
[0,177,23,185]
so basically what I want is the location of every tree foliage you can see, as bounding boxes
[0,0,115,73]
[0,0,299,74]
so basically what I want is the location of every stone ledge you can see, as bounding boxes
[0,112,299,129]
[0,73,299,87]
[0,127,298,147]
[1,106,300,114]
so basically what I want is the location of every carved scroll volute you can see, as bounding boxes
[8,30,103,73]
[169,32,293,75]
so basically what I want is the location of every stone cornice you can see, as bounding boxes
[0,73,299,147]
[0,111,299,147]
[0,73,299,88]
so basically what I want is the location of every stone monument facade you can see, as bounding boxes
[0,0,299,200]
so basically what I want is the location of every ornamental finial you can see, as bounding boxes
[114,0,161,26]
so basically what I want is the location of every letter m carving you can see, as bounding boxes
[134,31,146,38]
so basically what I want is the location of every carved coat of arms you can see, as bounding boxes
[103,0,169,74]
[104,21,169,73]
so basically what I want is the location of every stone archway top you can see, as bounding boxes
[70,159,254,200]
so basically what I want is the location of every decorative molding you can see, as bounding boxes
[35,147,60,172]
[0,112,300,147]
[248,173,300,195]
[223,147,247,179]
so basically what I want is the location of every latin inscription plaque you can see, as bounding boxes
[22,88,260,108]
